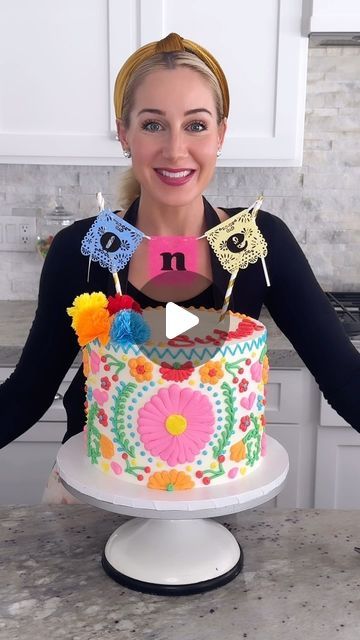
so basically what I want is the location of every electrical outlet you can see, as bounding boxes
[0,216,37,252]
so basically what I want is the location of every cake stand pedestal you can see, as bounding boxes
[57,434,289,596]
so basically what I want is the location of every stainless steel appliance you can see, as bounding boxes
[326,292,360,340]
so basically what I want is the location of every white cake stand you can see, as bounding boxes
[57,434,289,596]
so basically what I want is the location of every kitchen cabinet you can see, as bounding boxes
[314,396,360,509]
[303,0,360,34]
[0,0,308,166]
[0,366,77,505]
[265,367,319,509]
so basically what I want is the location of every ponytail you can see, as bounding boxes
[116,168,141,211]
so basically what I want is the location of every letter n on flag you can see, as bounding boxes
[148,236,198,284]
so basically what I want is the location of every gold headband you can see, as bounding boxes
[114,32,229,121]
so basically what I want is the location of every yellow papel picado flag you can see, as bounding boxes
[205,198,268,274]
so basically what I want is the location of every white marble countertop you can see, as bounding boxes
[1,505,359,639]
[0,301,303,368]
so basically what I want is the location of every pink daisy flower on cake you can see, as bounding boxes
[137,384,215,466]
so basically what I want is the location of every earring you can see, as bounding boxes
[123,148,131,158]
[216,149,222,157]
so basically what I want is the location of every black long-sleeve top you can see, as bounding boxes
[1,196,360,447]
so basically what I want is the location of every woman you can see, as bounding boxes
[1,33,360,503]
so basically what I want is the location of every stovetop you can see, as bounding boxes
[326,291,360,339]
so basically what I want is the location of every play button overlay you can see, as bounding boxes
[136,272,231,367]
[165,303,199,339]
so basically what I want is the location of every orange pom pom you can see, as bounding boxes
[75,308,111,347]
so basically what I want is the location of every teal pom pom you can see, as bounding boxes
[110,309,151,346]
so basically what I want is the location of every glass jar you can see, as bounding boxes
[36,188,75,259]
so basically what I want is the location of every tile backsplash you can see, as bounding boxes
[0,47,359,300]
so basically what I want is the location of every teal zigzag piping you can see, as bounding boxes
[106,333,266,360]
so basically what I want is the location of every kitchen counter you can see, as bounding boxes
[0,301,304,368]
[1,505,359,639]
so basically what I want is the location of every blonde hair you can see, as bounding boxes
[114,34,228,210]
[114,32,229,121]
[116,167,142,212]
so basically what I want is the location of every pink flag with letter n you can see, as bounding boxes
[148,236,198,284]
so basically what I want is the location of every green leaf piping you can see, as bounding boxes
[102,353,126,375]
[110,382,137,458]
[87,401,101,464]
[212,381,237,459]
[243,413,261,466]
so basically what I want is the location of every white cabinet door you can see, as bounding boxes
[265,368,319,508]
[265,368,303,507]
[159,0,308,166]
[0,0,136,164]
[315,393,360,508]
[320,395,348,427]
[266,368,303,424]
[1,0,307,166]
[266,423,302,508]
[0,366,77,505]
[0,425,64,505]
[303,0,360,32]
[315,426,360,509]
